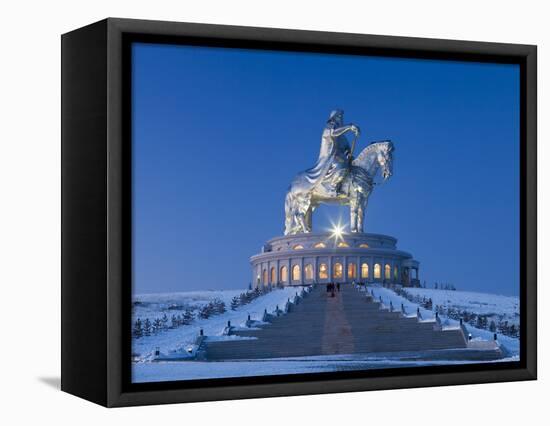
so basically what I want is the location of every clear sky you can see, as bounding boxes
[132,42,519,296]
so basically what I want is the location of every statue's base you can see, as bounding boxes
[250,232,420,288]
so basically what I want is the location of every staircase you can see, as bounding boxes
[201,285,497,361]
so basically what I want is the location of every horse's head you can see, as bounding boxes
[353,140,394,183]
[377,141,394,181]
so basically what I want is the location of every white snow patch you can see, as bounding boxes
[132,286,305,360]
[365,285,519,356]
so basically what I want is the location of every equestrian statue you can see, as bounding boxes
[284,109,394,235]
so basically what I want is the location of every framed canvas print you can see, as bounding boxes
[61,18,537,407]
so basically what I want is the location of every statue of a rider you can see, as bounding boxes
[303,109,360,198]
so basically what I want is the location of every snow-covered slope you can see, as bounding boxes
[366,285,519,357]
[404,288,519,320]
[132,287,303,360]
[131,284,519,382]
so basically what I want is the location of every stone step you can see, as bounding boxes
[201,285,472,360]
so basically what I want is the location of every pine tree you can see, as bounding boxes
[476,315,484,329]
[171,314,179,328]
[153,317,163,333]
[183,309,194,324]
[133,318,143,338]
[230,296,240,310]
[199,304,212,319]
[143,318,152,336]
[212,299,226,315]
[489,320,497,332]
[498,320,509,335]
[161,314,169,329]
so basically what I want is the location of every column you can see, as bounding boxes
[313,256,318,284]
[343,256,348,284]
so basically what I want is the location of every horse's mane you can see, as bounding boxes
[352,140,393,169]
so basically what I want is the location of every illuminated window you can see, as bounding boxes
[333,263,343,279]
[292,264,301,281]
[314,242,326,249]
[394,266,398,280]
[280,266,288,283]
[270,267,276,284]
[385,264,391,280]
[374,263,381,279]
[293,244,304,250]
[361,263,369,278]
[319,263,328,279]
[337,242,349,248]
[262,269,268,285]
[348,263,357,279]
[359,243,369,248]
[305,264,314,280]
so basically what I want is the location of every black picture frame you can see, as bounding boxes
[61,17,537,407]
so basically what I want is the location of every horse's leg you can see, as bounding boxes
[305,205,314,232]
[295,195,312,233]
[349,193,358,233]
[284,193,294,235]
[357,193,369,233]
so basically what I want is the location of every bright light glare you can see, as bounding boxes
[330,222,345,240]
[332,225,344,239]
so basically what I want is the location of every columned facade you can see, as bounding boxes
[251,232,420,288]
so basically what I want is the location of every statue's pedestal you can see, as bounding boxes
[250,232,420,288]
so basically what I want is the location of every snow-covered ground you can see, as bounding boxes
[403,288,519,321]
[132,285,520,383]
[135,356,514,383]
[364,285,520,357]
[132,287,303,360]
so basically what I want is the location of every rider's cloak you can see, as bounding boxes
[297,126,351,196]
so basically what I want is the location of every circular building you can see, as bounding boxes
[250,232,420,288]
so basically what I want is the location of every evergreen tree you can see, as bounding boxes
[498,320,509,335]
[143,318,152,336]
[230,296,240,310]
[489,320,497,332]
[476,315,484,329]
[153,317,163,333]
[171,314,178,328]
[199,304,212,319]
[212,299,226,315]
[183,309,194,324]
[133,318,143,338]
[161,314,169,329]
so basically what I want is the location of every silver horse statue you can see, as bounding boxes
[284,110,394,235]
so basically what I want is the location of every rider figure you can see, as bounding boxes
[304,109,360,198]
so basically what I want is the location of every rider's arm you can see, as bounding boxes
[330,124,356,138]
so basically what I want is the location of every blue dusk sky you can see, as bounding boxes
[132,43,519,296]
